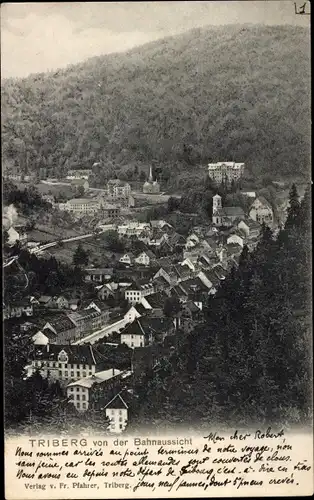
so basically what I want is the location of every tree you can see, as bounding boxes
[76,185,85,197]
[285,183,301,229]
[72,243,89,267]
[163,296,181,318]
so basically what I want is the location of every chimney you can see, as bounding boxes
[47,343,49,353]
[112,368,115,376]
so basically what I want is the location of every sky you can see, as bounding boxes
[1,1,311,79]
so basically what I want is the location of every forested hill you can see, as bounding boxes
[1,24,310,179]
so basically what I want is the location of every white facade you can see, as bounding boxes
[119,254,133,265]
[249,198,273,225]
[124,306,141,323]
[106,407,128,434]
[64,198,100,216]
[67,385,90,411]
[208,162,245,184]
[134,252,150,266]
[66,170,92,180]
[125,283,154,304]
[121,332,145,348]
[227,234,244,247]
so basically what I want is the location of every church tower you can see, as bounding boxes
[148,166,153,182]
[213,194,222,213]
[212,194,222,226]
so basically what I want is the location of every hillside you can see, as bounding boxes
[1,24,311,181]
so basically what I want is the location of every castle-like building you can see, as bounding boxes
[143,166,160,194]
[208,162,245,185]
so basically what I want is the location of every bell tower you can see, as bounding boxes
[213,194,222,213]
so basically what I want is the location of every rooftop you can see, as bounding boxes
[67,368,123,389]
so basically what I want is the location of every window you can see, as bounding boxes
[77,395,80,400]
[111,410,114,415]
[58,363,62,368]
[71,371,74,377]
[65,371,68,377]
[70,388,73,392]
[59,370,62,377]
[119,410,122,415]
[83,372,86,377]
[120,424,123,429]
[119,417,123,422]
[76,388,80,392]
[82,403,86,409]
[77,372,80,377]
[76,403,80,409]
[82,394,86,401]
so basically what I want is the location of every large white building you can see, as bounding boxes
[62,198,100,216]
[208,162,245,184]
[66,169,92,180]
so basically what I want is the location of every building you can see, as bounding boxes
[41,314,78,344]
[249,196,274,225]
[120,316,174,348]
[117,223,150,238]
[143,166,160,194]
[63,198,100,216]
[212,194,245,227]
[26,344,99,385]
[66,169,92,180]
[66,368,125,412]
[124,280,155,304]
[68,308,108,340]
[208,162,245,184]
[106,180,131,198]
[119,253,135,265]
[237,219,261,239]
[134,250,156,267]
[101,203,120,220]
[3,299,33,320]
[85,268,114,283]
[104,390,132,434]
[227,232,245,248]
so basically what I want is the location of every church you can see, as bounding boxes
[212,194,245,227]
[143,166,160,194]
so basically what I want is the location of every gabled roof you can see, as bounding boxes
[30,344,96,365]
[250,196,273,210]
[41,314,77,333]
[67,368,123,389]
[104,392,129,410]
[223,206,245,217]
[144,292,168,308]
[184,301,201,313]
[38,295,53,304]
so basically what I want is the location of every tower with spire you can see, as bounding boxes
[143,165,160,194]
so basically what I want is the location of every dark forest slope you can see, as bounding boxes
[1,24,310,178]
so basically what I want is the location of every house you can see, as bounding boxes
[119,253,135,265]
[68,298,81,311]
[3,299,33,319]
[182,301,203,321]
[150,220,173,232]
[117,222,150,238]
[227,232,245,248]
[124,280,155,304]
[38,296,55,308]
[66,368,125,412]
[26,344,99,385]
[237,219,261,239]
[41,314,78,344]
[32,331,50,345]
[134,250,156,267]
[147,231,168,248]
[241,191,256,198]
[120,316,174,348]
[104,390,131,434]
[168,232,186,250]
[124,304,144,324]
[185,233,200,249]
[249,196,274,225]
[55,296,69,310]
[101,203,121,220]
[84,300,111,323]
[85,268,114,283]
[97,283,116,301]
[7,226,23,246]
[140,291,168,312]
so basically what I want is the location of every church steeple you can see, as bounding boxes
[148,166,153,182]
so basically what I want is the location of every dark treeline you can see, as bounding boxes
[3,250,85,302]
[3,180,49,215]
[130,184,312,429]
